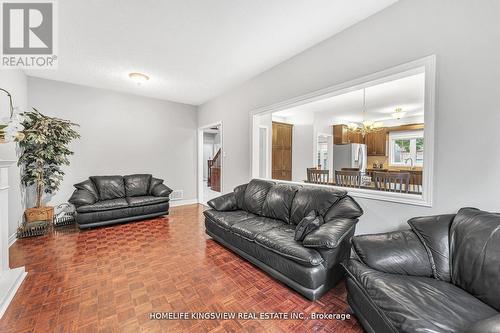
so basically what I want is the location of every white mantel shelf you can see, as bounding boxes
[0,160,27,318]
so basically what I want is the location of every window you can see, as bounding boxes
[251,55,435,207]
[317,137,328,169]
[389,130,424,167]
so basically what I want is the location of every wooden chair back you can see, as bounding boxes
[307,168,329,184]
[373,172,410,193]
[335,170,361,188]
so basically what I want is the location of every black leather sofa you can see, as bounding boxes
[343,207,500,333]
[204,179,363,300]
[69,174,172,229]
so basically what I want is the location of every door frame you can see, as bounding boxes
[315,132,333,174]
[257,125,271,179]
[249,55,436,207]
[197,121,223,205]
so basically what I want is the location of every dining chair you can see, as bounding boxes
[307,168,330,184]
[409,170,423,193]
[335,170,361,188]
[373,172,410,193]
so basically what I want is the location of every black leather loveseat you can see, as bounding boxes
[204,179,363,300]
[69,174,172,229]
[343,207,500,333]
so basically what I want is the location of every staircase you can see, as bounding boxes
[207,148,221,192]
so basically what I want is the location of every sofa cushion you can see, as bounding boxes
[230,217,285,240]
[290,186,346,225]
[294,210,323,242]
[243,179,275,215]
[124,174,152,197]
[203,209,256,230]
[352,230,433,277]
[149,177,164,195]
[234,184,248,210]
[255,225,323,267]
[76,198,129,213]
[126,196,169,207]
[77,201,168,225]
[450,208,500,311]
[74,179,99,200]
[90,176,126,200]
[323,195,363,221]
[345,260,498,333]
[408,214,455,281]
[262,183,300,223]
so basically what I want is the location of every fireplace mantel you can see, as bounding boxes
[0,160,27,318]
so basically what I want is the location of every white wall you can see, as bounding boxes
[291,124,314,182]
[0,70,27,239]
[28,77,198,206]
[198,0,500,234]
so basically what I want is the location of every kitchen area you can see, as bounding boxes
[254,69,426,196]
[326,122,423,194]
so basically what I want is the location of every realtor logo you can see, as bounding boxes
[1,0,57,68]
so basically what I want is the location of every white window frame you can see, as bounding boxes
[389,130,424,167]
[250,55,436,207]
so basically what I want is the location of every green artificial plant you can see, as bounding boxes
[18,109,80,208]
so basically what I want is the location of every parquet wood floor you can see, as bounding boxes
[2,204,362,333]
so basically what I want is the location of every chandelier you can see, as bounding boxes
[347,88,383,137]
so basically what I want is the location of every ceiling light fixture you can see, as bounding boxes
[347,88,384,137]
[128,72,150,85]
[392,107,406,120]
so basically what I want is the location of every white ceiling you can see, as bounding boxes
[273,72,425,124]
[25,0,397,105]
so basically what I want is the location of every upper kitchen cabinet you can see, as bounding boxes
[333,125,363,144]
[365,130,387,156]
[333,124,348,144]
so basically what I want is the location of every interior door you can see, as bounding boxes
[272,122,293,181]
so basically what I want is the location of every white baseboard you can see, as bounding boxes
[170,199,199,207]
[0,267,27,319]
[8,233,16,247]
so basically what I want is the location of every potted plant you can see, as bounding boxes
[18,109,80,223]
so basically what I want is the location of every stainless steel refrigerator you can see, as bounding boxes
[332,143,367,173]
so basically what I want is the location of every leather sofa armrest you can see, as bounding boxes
[464,314,500,333]
[68,189,97,207]
[352,230,433,277]
[302,218,358,249]
[152,183,173,197]
[207,192,237,211]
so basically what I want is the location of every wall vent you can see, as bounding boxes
[170,190,183,200]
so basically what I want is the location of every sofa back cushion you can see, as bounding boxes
[262,183,300,223]
[90,176,126,200]
[124,174,152,197]
[149,177,164,194]
[289,186,347,225]
[243,179,274,215]
[323,195,363,221]
[450,207,500,311]
[74,179,99,200]
[408,214,455,282]
[234,184,248,210]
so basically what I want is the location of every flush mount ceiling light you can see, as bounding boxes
[128,72,150,85]
[392,107,406,120]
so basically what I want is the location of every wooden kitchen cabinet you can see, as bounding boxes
[348,131,363,144]
[272,122,293,181]
[333,125,363,144]
[333,125,348,145]
[365,130,387,156]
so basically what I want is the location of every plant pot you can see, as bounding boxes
[25,206,54,223]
